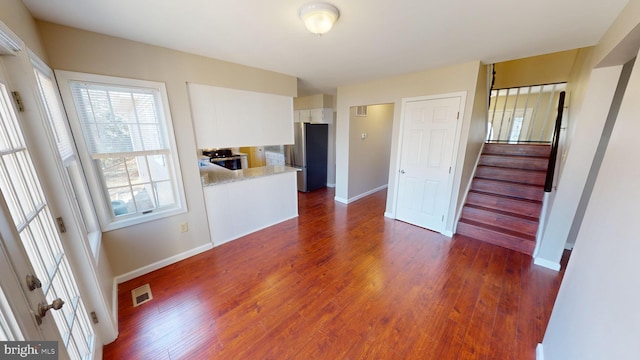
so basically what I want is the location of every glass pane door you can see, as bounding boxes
[0,61,94,359]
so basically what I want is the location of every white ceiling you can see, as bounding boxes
[23,0,628,96]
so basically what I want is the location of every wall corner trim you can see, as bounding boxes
[536,343,545,360]
[114,243,214,284]
[534,256,561,271]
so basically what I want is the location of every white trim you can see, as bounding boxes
[536,343,545,360]
[384,211,395,218]
[327,183,336,188]
[114,243,214,284]
[441,230,454,237]
[111,277,118,333]
[334,184,388,204]
[533,192,551,257]
[564,242,574,250]
[534,257,561,271]
[334,196,348,204]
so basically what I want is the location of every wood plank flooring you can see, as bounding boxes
[104,188,569,360]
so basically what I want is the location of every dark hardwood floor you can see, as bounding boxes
[104,188,569,360]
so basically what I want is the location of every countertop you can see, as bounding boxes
[200,164,298,186]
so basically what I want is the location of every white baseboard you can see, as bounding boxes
[536,343,544,360]
[326,183,336,188]
[334,196,348,204]
[441,230,454,237]
[564,242,575,250]
[114,242,214,284]
[534,256,561,271]
[111,277,118,337]
[384,211,395,219]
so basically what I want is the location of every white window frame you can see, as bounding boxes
[55,71,186,231]
[30,54,103,258]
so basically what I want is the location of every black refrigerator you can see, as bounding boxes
[285,123,328,192]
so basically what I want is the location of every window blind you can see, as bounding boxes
[33,67,75,164]
[68,82,168,156]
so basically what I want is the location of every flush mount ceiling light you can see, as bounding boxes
[298,2,340,35]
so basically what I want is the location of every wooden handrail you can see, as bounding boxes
[544,91,566,192]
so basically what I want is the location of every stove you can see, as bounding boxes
[203,148,242,170]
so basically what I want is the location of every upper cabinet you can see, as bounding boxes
[188,83,294,148]
[295,108,333,124]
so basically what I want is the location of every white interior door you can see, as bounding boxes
[396,96,461,233]
[0,58,94,359]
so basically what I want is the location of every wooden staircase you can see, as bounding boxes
[456,143,551,255]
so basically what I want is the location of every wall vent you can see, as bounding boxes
[356,105,368,117]
[131,284,153,307]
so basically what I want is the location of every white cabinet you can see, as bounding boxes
[295,108,333,124]
[188,83,294,148]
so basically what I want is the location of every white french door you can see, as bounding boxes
[0,58,94,359]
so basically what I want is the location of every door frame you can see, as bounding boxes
[389,91,467,236]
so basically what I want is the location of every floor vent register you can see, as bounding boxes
[131,284,153,307]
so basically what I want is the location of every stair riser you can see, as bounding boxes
[460,206,538,237]
[484,144,551,157]
[466,192,541,218]
[456,222,535,255]
[479,154,548,171]
[475,166,546,186]
[471,179,544,202]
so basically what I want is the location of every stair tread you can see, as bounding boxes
[463,203,539,222]
[457,218,536,241]
[468,190,542,205]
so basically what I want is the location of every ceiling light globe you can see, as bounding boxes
[299,3,340,35]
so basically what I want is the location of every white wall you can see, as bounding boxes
[540,1,640,358]
[540,46,640,359]
[534,65,622,269]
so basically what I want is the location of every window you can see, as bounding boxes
[31,55,102,256]
[56,71,186,230]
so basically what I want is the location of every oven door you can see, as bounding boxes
[211,158,242,170]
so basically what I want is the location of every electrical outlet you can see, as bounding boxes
[180,222,188,233]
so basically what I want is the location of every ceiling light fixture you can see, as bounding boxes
[298,2,340,35]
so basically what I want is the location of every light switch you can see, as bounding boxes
[361,132,367,140]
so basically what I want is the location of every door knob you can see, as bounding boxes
[26,274,42,291]
[400,169,405,174]
[35,298,64,325]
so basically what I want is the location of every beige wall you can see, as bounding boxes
[348,104,394,197]
[0,0,46,59]
[489,91,562,142]
[457,64,489,220]
[493,49,579,89]
[36,21,297,277]
[335,61,485,235]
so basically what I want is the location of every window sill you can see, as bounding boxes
[101,206,188,232]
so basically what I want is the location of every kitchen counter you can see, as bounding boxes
[200,164,298,186]
[202,165,298,246]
